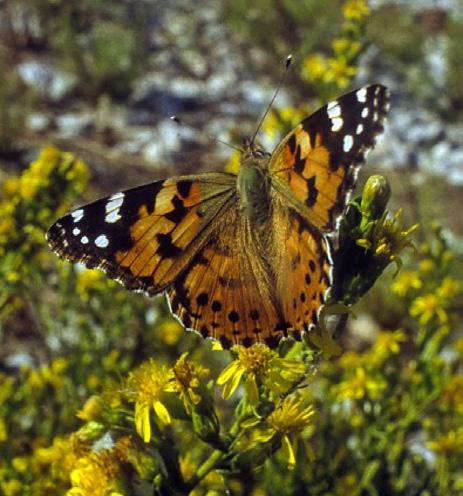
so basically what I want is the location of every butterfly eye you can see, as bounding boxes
[253,149,268,158]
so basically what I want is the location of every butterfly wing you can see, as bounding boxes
[268,84,389,334]
[272,208,332,336]
[269,84,390,232]
[46,173,236,294]
[167,207,288,348]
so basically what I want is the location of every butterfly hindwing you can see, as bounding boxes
[46,173,236,294]
[269,84,390,232]
[167,207,288,348]
[275,209,332,335]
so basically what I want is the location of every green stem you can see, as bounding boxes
[187,449,228,489]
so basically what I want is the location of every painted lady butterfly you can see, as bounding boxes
[47,84,389,348]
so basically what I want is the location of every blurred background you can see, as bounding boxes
[1,1,463,494]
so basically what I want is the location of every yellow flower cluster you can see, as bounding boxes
[0,146,89,289]
[125,353,211,443]
[302,0,370,92]
[330,330,407,402]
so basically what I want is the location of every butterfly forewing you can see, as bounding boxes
[269,84,390,232]
[46,173,236,293]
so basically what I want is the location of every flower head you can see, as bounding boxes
[332,367,386,401]
[410,294,448,326]
[168,353,210,412]
[125,359,171,442]
[391,271,422,297]
[343,0,370,21]
[252,394,315,469]
[67,438,130,496]
[217,344,306,403]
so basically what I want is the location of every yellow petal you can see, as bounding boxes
[282,435,296,470]
[153,400,171,426]
[221,367,245,400]
[216,360,241,385]
[135,403,151,443]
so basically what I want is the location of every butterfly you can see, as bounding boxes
[46,84,389,348]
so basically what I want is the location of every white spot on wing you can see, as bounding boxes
[105,192,124,224]
[72,209,84,223]
[72,227,80,236]
[331,117,343,132]
[343,134,354,152]
[95,234,109,248]
[357,87,368,103]
[327,103,341,119]
[362,107,369,118]
[356,123,364,135]
[81,236,89,244]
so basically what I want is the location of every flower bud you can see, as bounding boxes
[360,175,391,221]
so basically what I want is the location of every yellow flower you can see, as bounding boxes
[358,209,418,269]
[410,294,448,326]
[302,54,328,81]
[2,177,19,197]
[437,277,460,301]
[368,330,407,365]
[343,0,370,20]
[126,359,171,442]
[68,452,125,496]
[419,258,435,274]
[18,175,42,200]
[168,353,210,412]
[0,479,23,496]
[332,367,386,401]
[332,38,361,58]
[337,350,368,370]
[11,456,28,474]
[252,394,315,469]
[325,58,356,89]
[217,344,306,403]
[35,434,88,478]
[391,271,422,297]
[427,429,463,455]
[77,396,105,421]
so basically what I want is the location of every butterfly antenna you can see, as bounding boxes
[170,115,242,153]
[250,54,292,146]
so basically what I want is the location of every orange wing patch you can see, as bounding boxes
[114,178,234,292]
[276,127,346,230]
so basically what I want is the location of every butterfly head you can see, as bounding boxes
[241,137,271,167]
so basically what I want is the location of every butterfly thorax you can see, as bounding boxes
[237,144,271,227]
